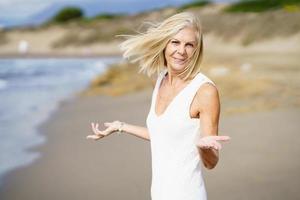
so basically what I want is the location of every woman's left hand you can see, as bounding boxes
[196,135,230,150]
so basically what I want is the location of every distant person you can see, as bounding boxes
[87,12,230,200]
[18,40,29,54]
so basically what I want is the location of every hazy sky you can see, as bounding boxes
[0,0,233,20]
[0,0,236,27]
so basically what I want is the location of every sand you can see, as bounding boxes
[0,86,300,200]
[1,5,300,199]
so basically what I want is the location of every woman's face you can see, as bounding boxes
[164,26,197,72]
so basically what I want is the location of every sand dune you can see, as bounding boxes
[0,5,299,57]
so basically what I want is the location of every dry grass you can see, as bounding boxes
[80,62,152,97]
[203,64,300,115]
[80,59,300,116]
[51,25,134,48]
[191,9,300,45]
[0,30,8,45]
[49,8,300,48]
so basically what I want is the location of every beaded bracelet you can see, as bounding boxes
[117,122,124,135]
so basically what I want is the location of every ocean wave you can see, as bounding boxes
[0,57,121,183]
[0,79,7,90]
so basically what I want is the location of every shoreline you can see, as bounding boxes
[0,52,122,59]
[0,88,154,200]
[0,57,122,186]
[0,87,300,199]
[1,45,299,59]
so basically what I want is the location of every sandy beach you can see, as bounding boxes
[1,4,300,200]
[0,86,299,200]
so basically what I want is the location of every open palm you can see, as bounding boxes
[196,135,230,150]
[86,121,122,140]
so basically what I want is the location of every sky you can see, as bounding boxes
[0,0,235,28]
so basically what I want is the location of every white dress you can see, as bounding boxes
[146,69,215,200]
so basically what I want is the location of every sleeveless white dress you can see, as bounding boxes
[146,68,215,200]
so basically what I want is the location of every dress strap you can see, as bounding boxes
[183,72,216,120]
[154,69,168,92]
[150,69,168,113]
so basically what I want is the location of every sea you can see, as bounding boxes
[0,57,120,184]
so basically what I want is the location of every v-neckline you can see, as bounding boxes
[154,70,199,118]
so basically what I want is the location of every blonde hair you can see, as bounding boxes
[119,12,203,80]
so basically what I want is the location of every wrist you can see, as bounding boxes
[117,121,125,135]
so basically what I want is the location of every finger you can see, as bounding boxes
[86,135,101,140]
[86,135,93,139]
[93,128,104,136]
[94,129,104,136]
[212,141,222,150]
[95,131,105,136]
[91,122,97,131]
[101,129,112,137]
[206,140,219,150]
[199,140,210,149]
[91,123,98,134]
[210,144,219,150]
[94,126,106,136]
[104,122,111,127]
[91,123,96,133]
[199,138,222,150]
[209,135,230,141]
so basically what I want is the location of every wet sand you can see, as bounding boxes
[0,87,300,200]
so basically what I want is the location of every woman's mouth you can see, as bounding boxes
[173,57,186,64]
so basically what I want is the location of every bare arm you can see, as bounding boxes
[121,123,150,141]
[87,121,150,141]
[87,75,157,142]
[194,83,230,169]
[118,75,157,141]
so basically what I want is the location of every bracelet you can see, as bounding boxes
[117,122,125,135]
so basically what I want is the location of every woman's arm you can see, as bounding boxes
[120,123,150,141]
[87,121,150,141]
[194,83,228,169]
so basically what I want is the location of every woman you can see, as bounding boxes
[87,12,230,200]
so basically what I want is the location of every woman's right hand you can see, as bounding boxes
[86,121,123,140]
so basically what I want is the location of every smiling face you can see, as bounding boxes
[164,26,198,73]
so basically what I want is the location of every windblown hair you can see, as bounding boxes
[119,12,203,80]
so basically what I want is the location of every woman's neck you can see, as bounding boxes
[165,69,188,87]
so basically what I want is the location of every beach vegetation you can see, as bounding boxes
[51,7,84,23]
[0,31,8,45]
[178,0,211,11]
[93,13,124,20]
[225,0,300,13]
[75,13,125,24]
[81,62,152,96]
[51,26,134,47]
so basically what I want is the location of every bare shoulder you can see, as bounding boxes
[198,82,219,98]
[194,82,220,111]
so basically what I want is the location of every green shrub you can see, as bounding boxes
[93,13,123,20]
[52,7,84,23]
[225,0,300,13]
[179,0,211,11]
[0,31,8,45]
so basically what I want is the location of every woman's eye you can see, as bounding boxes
[171,41,179,44]
[187,43,194,47]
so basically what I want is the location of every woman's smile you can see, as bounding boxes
[172,56,187,64]
[164,26,197,71]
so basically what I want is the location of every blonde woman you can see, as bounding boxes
[87,12,230,200]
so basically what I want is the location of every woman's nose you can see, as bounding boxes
[177,44,186,55]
